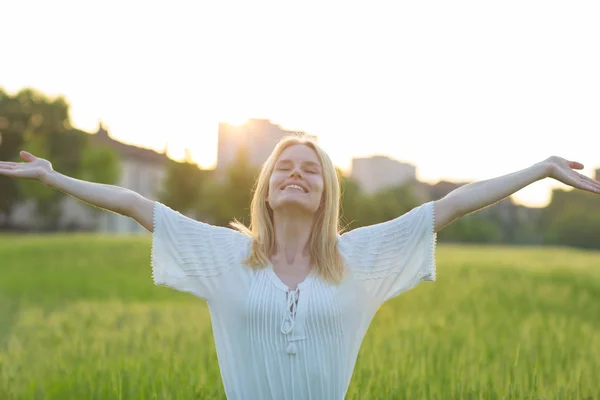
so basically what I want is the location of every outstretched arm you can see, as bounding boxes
[43,169,155,232]
[434,156,600,233]
[0,151,155,231]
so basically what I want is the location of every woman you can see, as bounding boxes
[1,135,599,399]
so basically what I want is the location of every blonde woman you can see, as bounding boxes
[1,136,599,399]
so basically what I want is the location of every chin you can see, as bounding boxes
[274,199,317,214]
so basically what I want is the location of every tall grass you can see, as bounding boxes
[1,235,599,399]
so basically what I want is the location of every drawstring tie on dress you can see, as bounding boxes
[281,288,303,355]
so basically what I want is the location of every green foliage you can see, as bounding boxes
[339,173,422,232]
[544,206,600,249]
[168,150,598,251]
[196,178,229,225]
[222,147,259,226]
[539,189,600,250]
[77,144,120,185]
[1,238,599,398]
[13,90,82,226]
[195,147,259,227]
[0,87,120,230]
[159,146,260,228]
[0,88,28,219]
[18,133,55,202]
[365,183,421,226]
[338,170,363,231]
[2,87,598,250]
[438,213,503,243]
[158,148,207,217]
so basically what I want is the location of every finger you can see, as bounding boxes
[0,163,15,169]
[0,168,15,175]
[583,184,600,194]
[0,169,32,179]
[0,162,16,166]
[574,175,600,193]
[568,161,584,170]
[579,174,600,190]
[20,151,36,161]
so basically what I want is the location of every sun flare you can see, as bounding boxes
[217,109,252,127]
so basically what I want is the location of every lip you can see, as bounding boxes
[281,181,309,192]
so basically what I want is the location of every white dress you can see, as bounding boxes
[151,200,437,400]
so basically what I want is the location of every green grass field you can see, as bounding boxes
[1,235,599,399]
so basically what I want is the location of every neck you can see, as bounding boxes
[271,208,315,265]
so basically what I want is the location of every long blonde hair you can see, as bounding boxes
[230,134,348,284]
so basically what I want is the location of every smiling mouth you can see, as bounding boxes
[282,184,308,193]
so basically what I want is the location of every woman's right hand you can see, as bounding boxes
[0,151,55,182]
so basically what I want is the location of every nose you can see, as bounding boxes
[289,166,302,178]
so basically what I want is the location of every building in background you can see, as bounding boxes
[86,124,170,234]
[10,118,593,234]
[349,155,417,195]
[9,123,170,234]
[215,118,315,180]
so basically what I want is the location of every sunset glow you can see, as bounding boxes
[2,0,599,208]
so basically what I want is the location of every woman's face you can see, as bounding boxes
[267,144,324,214]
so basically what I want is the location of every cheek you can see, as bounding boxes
[313,178,325,195]
[268,175,279,194]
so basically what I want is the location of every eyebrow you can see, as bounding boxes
[276,159,322,168]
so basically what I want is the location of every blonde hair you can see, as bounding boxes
[230,134,348,285]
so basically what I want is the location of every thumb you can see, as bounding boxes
[568,160,584,170]
[20,151,36,161]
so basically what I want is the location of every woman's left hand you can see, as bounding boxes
[542,156,600,194]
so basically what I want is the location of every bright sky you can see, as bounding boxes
[2,0,599,208]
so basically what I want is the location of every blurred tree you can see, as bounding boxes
[0,87,120,230]
[511,214,543,245]
[540,189,600,249]
[338,170,364,232]
[196,176,228,225]
[195,147,260,227]
[221,147,260,227]
[372,183,420,224]
[437,212,503,243]
[75,143,121,226]
[545,208,600,250]
[159,148,207,217]
[0,88,24,226]
[354,183,421,229]
[1,88,73,228]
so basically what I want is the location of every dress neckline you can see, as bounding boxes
[266,263,316,292]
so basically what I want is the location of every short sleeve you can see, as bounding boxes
[338,201,437,306]
[151,201,250,302]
